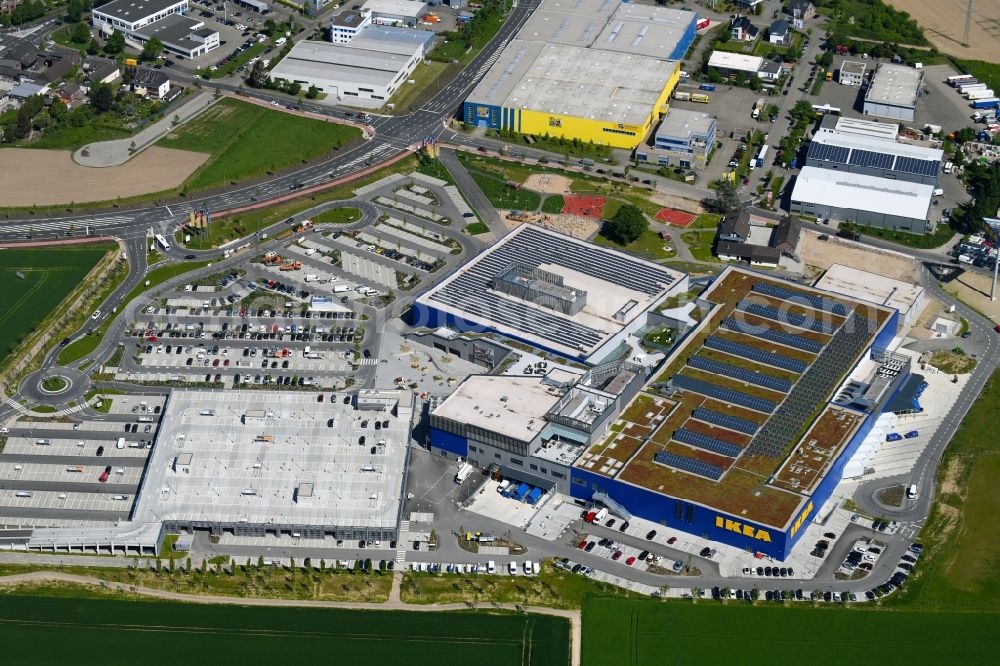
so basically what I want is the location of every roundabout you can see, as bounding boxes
[39,376,70,394]
[20,367,91,408]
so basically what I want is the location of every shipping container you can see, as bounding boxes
[699,83,716,92]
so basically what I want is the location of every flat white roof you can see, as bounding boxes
[132,390,413,530]
[362,0,426,18]
[469,40,678,125]
[822,115,899,141]
[94,0,186,22]
[791,166,933,220]
[866,63,922,109]
[432,376,562,442]
[814,263,925,316]
[708,50,762,73]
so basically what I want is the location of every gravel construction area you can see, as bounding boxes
[500,210,600,239]
[886,0,1000,62]
[0,147,207,207]
[799,230,920,283]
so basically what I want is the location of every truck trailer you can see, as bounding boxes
[966,90,995,100]
[972,98,1000,109]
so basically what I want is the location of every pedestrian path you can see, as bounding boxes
[395,520,410,564]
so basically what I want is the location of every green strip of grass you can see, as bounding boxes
[312,207,362,224]
[541,194,565,214]
[464,221,489,235]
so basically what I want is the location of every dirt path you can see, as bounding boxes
[0,570,581,665]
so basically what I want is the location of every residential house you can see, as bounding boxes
[768,19,790,46]
[786,0,816,21]
[0,0,23,14]
[131,67,170,99]
[734,0,764,11]
[37,50,81,84]
[731,15,759,42]
[718,208,750,243]
[0,35,38,68]
[771,216,801,257]
[85,57,121,85]
[758,59,782,82]
[51,82,86,109]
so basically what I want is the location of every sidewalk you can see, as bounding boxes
[73,91,217,167]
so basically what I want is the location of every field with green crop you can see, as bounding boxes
[0,595,569,665]
[583,598,998,665]
[0,245,113,362]
[157,98,360,191]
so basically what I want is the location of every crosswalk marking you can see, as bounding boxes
[395,520,410,564]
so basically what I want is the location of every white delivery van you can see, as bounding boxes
[907,484,918,499]
[486,561,496,574]
[333,285,350,293]
[498,479,511,494]
[508,561,517,575]
[524,560,533,574]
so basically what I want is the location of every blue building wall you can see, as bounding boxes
[429,427,468,457]
[669,15,698,60]
[569,466,790,559]
[873,310,899,350]
[464,101,502,129]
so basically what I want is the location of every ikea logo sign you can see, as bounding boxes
[715,517,771,542]
[790,501,814,538]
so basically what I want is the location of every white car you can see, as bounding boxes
[91,310,101,320]
[0,427,8,434]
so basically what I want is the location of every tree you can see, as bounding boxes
[14,106,31,139]
[305,84,319,99]
[90,82,115,113]
[287,81,301,96]
[67,0,85,22]
[818,50,833,68]
[71,21,90,44]
[247,59,268,88]
[702,181,741,214]
[140,36,164,62]
[105,30,125,54]
[49,100,68,122]
[601,204,647,245]
[87,37,100,55]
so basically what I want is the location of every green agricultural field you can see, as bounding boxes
[583,598,998,666]
[0,245,113,363]
[0,595,569,666]
[157,98,361,191]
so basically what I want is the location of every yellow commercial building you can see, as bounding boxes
[464,41,680,150]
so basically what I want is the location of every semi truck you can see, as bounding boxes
[454,462,474,484]
[756,144,769,167]
[972,98,1000,109]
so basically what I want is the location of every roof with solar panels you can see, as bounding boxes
[574,266,896,529]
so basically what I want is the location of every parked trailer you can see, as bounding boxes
[948,74,976,86]
[691,93,710,103]
[959,83,986,94]
[699,83,716,92]
[972,98,1000,109]
[966,90,995,100]
[674,91,691,101]
[756,144,769,167]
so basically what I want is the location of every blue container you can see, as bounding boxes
[699,83,716,92]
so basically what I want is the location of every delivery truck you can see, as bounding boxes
[454,462,474,484]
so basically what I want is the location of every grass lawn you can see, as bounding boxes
[540,194,565,214]
[40,376,68,392]
[29,121,132,151]
[592,230,676,262]
[381,60,457,114]
[0,594,569,666]
[582,599,997,666]
[681,229,718,261]
[886,370,1000,612]
[950,59,1000,95]
[157,98,360,192]
[691,213,722,230]
[843,222,956,249]
[928,350,976,374]
[57,331,103,365]
[0,245,114,364]
[464,221,489,235]
[468,170,542,210]
[312,207,362,224]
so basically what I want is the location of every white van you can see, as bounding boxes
[524,560,533,574]
[907,484,918,499]
[486,561,496,574]
[498,479,511,494]
[508,561,517,575]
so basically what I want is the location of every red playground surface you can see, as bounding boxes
[655,208,697,226]
[562,195,606,219]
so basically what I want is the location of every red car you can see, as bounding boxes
[98,470,109,483]
[995,324,1000,333]
[584,511,597,523]
[611,550,623,561]
[625,556,636,566]
[578,540,588,549]
[667,536,677,545]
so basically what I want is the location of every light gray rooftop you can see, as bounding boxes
[841,60,867,76]
[469,40,677,124]
[270,35,424,87]
[131,390,413,531]
[133,14,213,51]
[656,107,715,139]
[865,63,922,109]
[93,0,185,22]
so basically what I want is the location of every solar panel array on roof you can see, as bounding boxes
[752,282,850,316]
[673,427,742,458]
[849,148,894,170]
[704,335,807,373]
[692,407,759,435]
[688,355,793,392]
[722,318,824,353]
[670,374,776,413]
[807,142,850,164]
[738,300,838,335]
[426,226,677,354]
[894,155,939,178]
[746,311,879,457]
[653,449,724,480]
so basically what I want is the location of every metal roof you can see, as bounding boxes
[790,166,933,219]
[708,50,763,72]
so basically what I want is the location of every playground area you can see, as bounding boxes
[0,147,207,207]
[501,210,601,239]
[561,194,606,220]
[654,207,697,227]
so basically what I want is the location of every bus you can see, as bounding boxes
[154,233,171,252]
[691,93,710,103]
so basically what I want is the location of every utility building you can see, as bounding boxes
[864,63,922,121]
